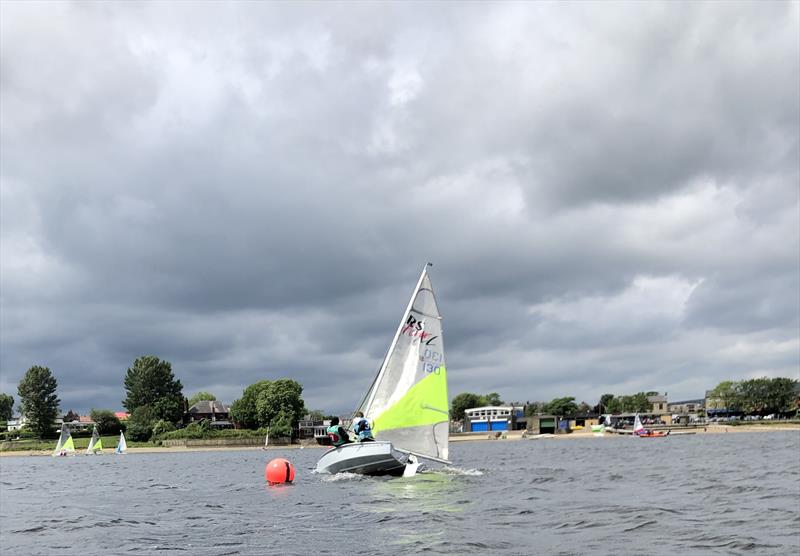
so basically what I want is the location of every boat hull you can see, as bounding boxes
[314,441,408,476]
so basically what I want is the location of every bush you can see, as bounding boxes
[152,419,177,438]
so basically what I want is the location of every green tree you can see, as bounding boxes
[0,392,14,422]
[255,378,305,430]
[187,391,216,407]
[151,419,177,438]
[306,409,326,421]
[269,409,294,437]
[525,402,547,416]
[709,380,740,415]
[576,401,592,414]
[230,380,272,429]
[123,356,184,424]
[764,377,798,414]
[606,397,622,414]
[126,405,157,442]
[738,378,769,414]
[90,409,122,435]
[598,394,615,413]
[545,396,578,416]
[630,392,651,413]
[483,392,503,406]
[17,365,60,438]
[450,392,484,421]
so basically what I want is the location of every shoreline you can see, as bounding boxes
[450,424,800,442]
[2,425,798,458]
[0,444,317,458]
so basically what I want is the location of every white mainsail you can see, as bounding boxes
[86,425,103,454]
[53,424,75,456]
[115,431,127,454]
[355,264,450,463]
[633,413,644,434]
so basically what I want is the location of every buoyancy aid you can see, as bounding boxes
[327,425,348,446]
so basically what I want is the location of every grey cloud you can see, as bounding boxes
[1,1,797,414]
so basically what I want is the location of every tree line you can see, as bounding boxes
[450,377,798,419]
[2,356,307,441]
[707,377,797,416]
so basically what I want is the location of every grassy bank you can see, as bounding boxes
[0,436,157,452]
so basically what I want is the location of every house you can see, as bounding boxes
[6,415,27,432]
[647,393,668,414]
[186,400,233,428]
[114,412,129,421]
[667,399,705,415]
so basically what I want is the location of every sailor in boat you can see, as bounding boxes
[352,412,374,442]
[326,417,352,447]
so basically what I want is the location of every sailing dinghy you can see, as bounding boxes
[53,423,76,457]
[314,264,451,477]
[115,431,127,454]
[633,413,670,437]
[86,424,103,455]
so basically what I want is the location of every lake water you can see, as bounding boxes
[1,431,798,555]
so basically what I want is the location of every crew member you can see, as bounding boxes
[326,416,351,447]
[353,411,374,442]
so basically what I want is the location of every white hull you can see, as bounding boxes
[314,441,408,476]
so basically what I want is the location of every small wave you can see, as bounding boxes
[10,525,46,533]
[440,466,483,476]
[622,520,657,532]
[320,471,366,482]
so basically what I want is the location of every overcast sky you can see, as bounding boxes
[1,1,798,416]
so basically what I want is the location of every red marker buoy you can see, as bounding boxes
[265,458,295,485]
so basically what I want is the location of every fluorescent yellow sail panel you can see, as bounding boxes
[63,436,75,451]
[373,367,448,434]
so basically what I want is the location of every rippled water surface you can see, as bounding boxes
[1,431,799,555]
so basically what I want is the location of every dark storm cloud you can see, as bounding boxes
[1,1,797,414]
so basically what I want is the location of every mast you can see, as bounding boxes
[360,263,433,417]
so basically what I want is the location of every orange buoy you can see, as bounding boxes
[265,458,295,485]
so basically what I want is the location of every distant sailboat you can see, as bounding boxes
[262,427,270,450]
[633,413,644,435]
[115,431,127,454]
[53,424,76,457]
[633,413,669,437]
[86,425,103,455]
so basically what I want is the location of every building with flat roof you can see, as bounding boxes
[464,406,519,432]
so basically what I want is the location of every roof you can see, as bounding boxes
[188,400,230,414]
[78,415,94,423]
[647,395,668,403]
[114,412,130,421]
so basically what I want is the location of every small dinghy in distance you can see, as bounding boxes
[633,413,670,438]
[314,263,451,477]
[53,423,76,457]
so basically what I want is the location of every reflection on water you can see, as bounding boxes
[1,432,798,555]
[369,469,467,512]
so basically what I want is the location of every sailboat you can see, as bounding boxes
[53,423,76,457]
[262,427,270,450]
[115,431,127,454]
[633,413,669,437]
[86,424,103,455]
[314,263,451,477]
[633,413,644,435]
[591,414,610,436]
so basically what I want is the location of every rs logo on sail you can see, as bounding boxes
[401,315,438,345]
